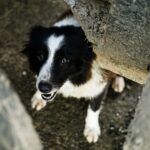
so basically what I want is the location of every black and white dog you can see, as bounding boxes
[23,13,125,143]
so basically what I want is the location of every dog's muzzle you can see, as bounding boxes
[41,92,57,101]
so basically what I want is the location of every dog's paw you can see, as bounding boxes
[84,126,101,143]
[31,93,47,111]
[112,76,125,93]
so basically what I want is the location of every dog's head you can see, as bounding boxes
[23,25,96,101]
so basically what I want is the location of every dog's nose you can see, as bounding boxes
[38,81,52,93]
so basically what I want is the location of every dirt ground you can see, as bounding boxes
[0,0,143,150]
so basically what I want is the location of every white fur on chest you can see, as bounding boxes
[58,62,107,99]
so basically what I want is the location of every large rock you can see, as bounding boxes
[123,74,150,150]
[0,69,42,150]
[64,0,150,84]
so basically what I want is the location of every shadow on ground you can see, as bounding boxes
[0,0,142,150]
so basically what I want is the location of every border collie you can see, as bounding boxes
[23,12,125,143]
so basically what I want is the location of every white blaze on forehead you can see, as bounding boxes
[54,16,80,27]
[46,35,64,72]
[36,35,64,87]
[47,35,64,52]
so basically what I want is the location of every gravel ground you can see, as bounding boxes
[0,0,142,150]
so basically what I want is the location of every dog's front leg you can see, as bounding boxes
[84,86,108,143]
[31,90,47,111]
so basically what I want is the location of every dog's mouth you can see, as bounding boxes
[41,92,57,101]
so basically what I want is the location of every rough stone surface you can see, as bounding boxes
[123,74,150,150]
[64,0,150,84]
[0,69,42,150]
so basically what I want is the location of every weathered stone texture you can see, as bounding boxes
[123,74,150,150]
[0,69,42,150]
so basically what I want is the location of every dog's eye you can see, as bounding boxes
[37,54,44,61]
[61,58,70,64]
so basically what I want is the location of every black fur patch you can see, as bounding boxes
[23,26,49,73]
[23,25,96,86]
[90,84,109,111]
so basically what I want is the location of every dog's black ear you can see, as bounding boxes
[22,43,30,56]
[82,42,96,62]
[29,26,47,40]
[76,28,96,62]
[22,26,47,55]
[64,27,96,62]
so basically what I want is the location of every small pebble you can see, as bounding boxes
[22,71,27,76]
[116,113,120,117]
[126,85,131,90]
[109,126,115,130]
